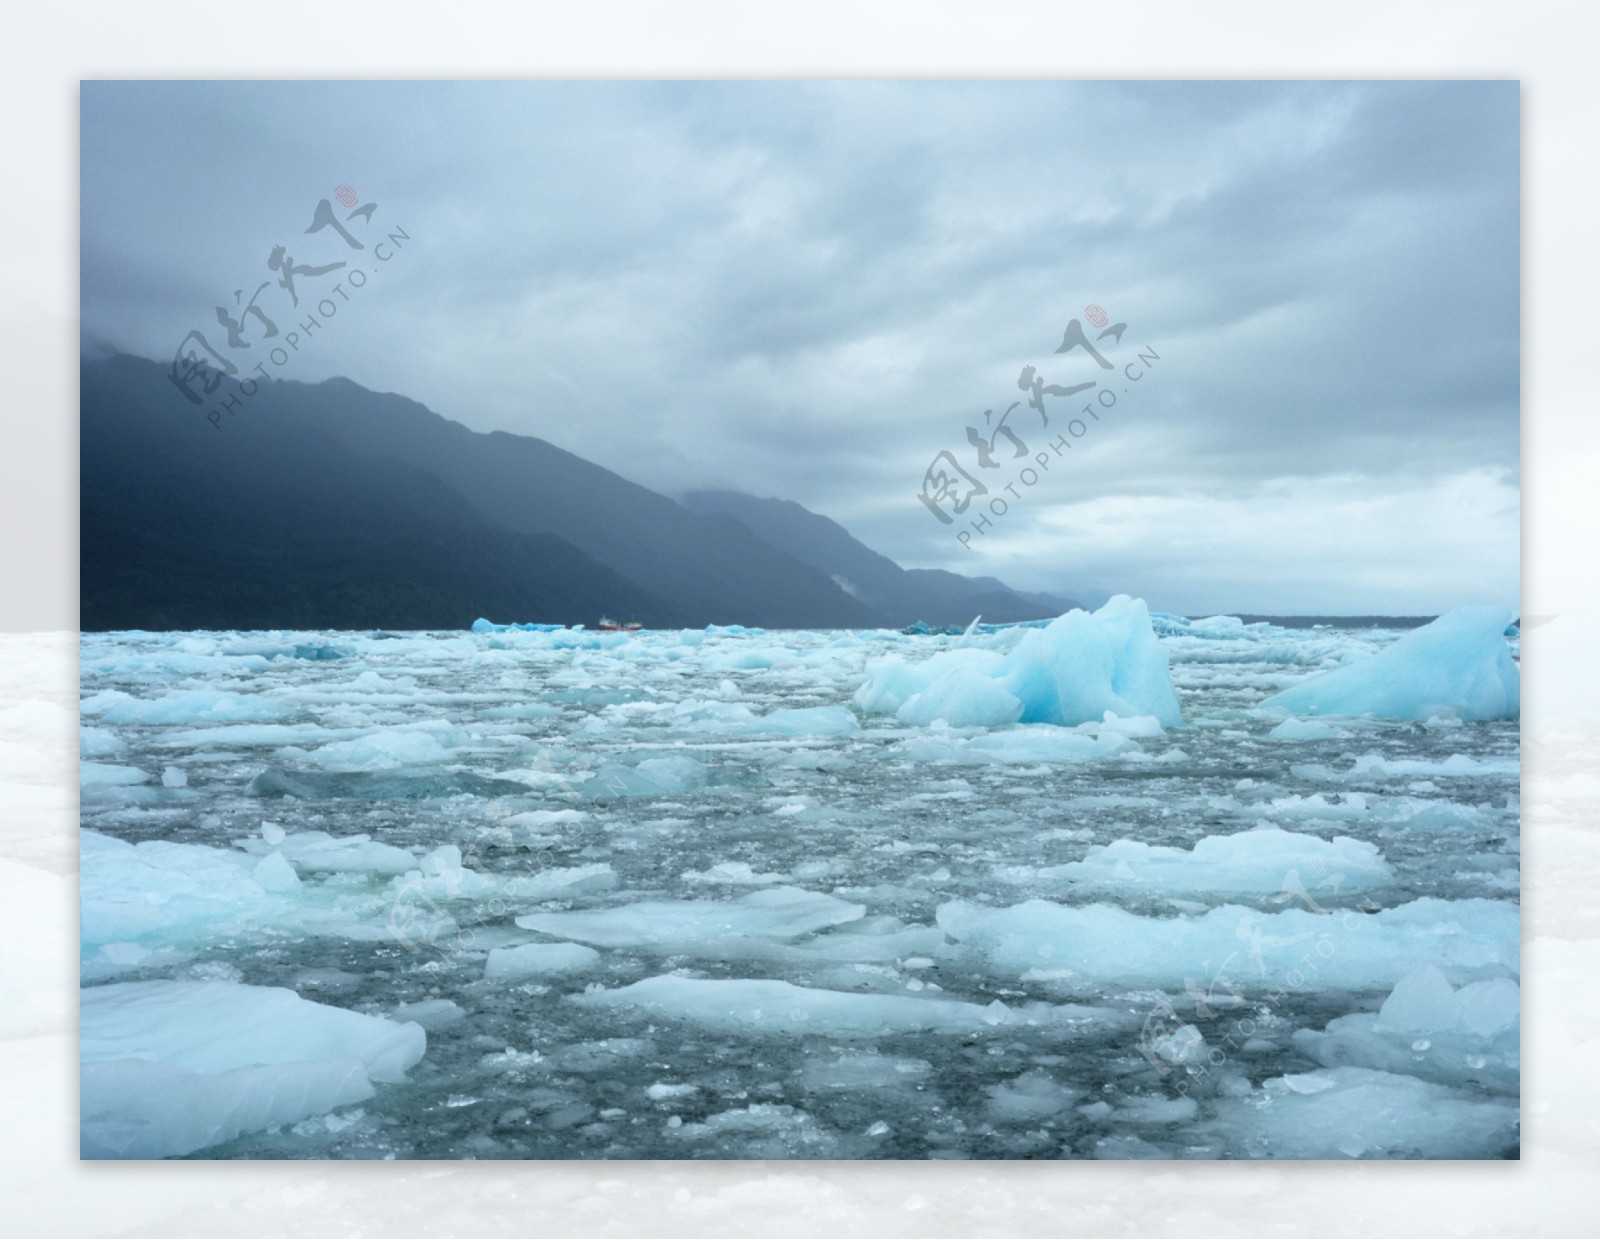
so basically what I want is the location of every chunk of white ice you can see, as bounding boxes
[571,975,1121,1038]
[516,886,865,949]
[1209,1066,1518,1158]
[1293,964,1520,1093]
[995,827,1394,897]
[1266,718,1341,742]
[81,980,425,1158]
[239,829,418,876]
[484,941,601,979]
[938,896,1518,991]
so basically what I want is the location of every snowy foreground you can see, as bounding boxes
[79,598,1520,1159]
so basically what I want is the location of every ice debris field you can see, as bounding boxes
[79,597,1520,1159]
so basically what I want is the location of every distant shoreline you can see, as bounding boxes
[1220,614,1439,630]
[77,614,1453,636]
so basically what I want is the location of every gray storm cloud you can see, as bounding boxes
[80,79,1518,614]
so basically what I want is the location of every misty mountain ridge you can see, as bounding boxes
[81,353,1086,632]
[679,489,1090,625]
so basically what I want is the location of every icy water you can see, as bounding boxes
[79,617,1520,1159]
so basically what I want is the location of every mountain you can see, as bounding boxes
[81,353,1087,632]
[82,355,889,630]
[680,489,1084,625]
[81,357,684,630]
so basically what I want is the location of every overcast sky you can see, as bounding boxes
[81,80,1518,615]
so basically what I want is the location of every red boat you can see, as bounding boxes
[597,617,643,632]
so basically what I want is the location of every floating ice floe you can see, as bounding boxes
[937,896,1518,991]
[799,1052,933,1091]
[1266,718,1342,742]
[239,828,418,876]
[80,827,525,965]
[986,1070,1084,1122]
[855,596,1181,729]
[502,808,588,831]
[79,762,150,789]
[570,975,1124,1038]
[305,728,457,770]
[994,827,1394,897]
[1152,613,1282,639]
[894,722,1148,765]
[391,998,466,1030]
[680,860,790,885]
[1261,606,1519,721]
[515,886,865,949]
[247,765,532,801]
[156,722,350,750]
[503,863,619,901]
[81,830,292,951]
[484,941,602,980]
[1206,1066,1518,1159]
[384,849,613,908]
[581,755,710,799]
[568,912,947,968]
[81,688,288,725]
[666,699,861,737]
[1293,963,1519,1093]
[81,980,426,1158]
[78,724,129,758]
[1342,752,1520,779]
[1285,752,1522,783]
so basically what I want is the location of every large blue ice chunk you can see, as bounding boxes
[1261,606,1519,722]
[853,596,1181,729]
[999,596,1181,727]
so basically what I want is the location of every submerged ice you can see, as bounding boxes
[77,602,1519,1159]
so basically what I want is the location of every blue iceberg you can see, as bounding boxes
[855,595,1182,729]
[1261,606,1519,722]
